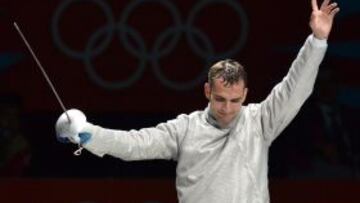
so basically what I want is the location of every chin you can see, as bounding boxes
[218,119,232,126]
[215,113,235,124]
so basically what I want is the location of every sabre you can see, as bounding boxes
[13,22,71,123]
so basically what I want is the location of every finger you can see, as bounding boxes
[56,135,70,144]
[320,0,331,10]
[327,2,338,11]
[330,7,340,17]
[312,0,319,11]
[324,2,338,14]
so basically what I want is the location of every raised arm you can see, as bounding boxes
[259,0,339,144]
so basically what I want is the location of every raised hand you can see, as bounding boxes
[310,0,340,39]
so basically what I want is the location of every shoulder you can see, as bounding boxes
[164,109,202,124]
[172,110,205,125]
[242,103,262,118]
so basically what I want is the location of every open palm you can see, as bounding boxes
[310,0,340,39]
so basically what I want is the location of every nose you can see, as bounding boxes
[221,102,231,114]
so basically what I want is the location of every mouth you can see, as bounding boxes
[218,113,233,119]
[217,113,226,117]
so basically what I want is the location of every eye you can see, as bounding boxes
[215,97,225,102]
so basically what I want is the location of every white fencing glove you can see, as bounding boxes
[55,109,91,145]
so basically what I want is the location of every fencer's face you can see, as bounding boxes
[204,78,248,128]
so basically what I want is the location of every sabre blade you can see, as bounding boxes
[13,22,71,123]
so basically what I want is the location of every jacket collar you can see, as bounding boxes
[204,103,242,130]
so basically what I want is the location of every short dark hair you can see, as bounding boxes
[208,59,247,87]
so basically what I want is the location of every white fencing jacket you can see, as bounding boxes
[82,34,327,203]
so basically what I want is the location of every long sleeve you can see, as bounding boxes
[81,114,189,161]
[259,34,327,144]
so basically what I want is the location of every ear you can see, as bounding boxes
[204,82,211,100]
[241,88,249,103]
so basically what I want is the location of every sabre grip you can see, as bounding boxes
[55,109,92,145]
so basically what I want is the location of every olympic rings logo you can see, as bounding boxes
[51,0,249,90]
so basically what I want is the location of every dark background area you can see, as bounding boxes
[1,0,360,202]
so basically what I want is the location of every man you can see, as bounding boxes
[56,0,339,202]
